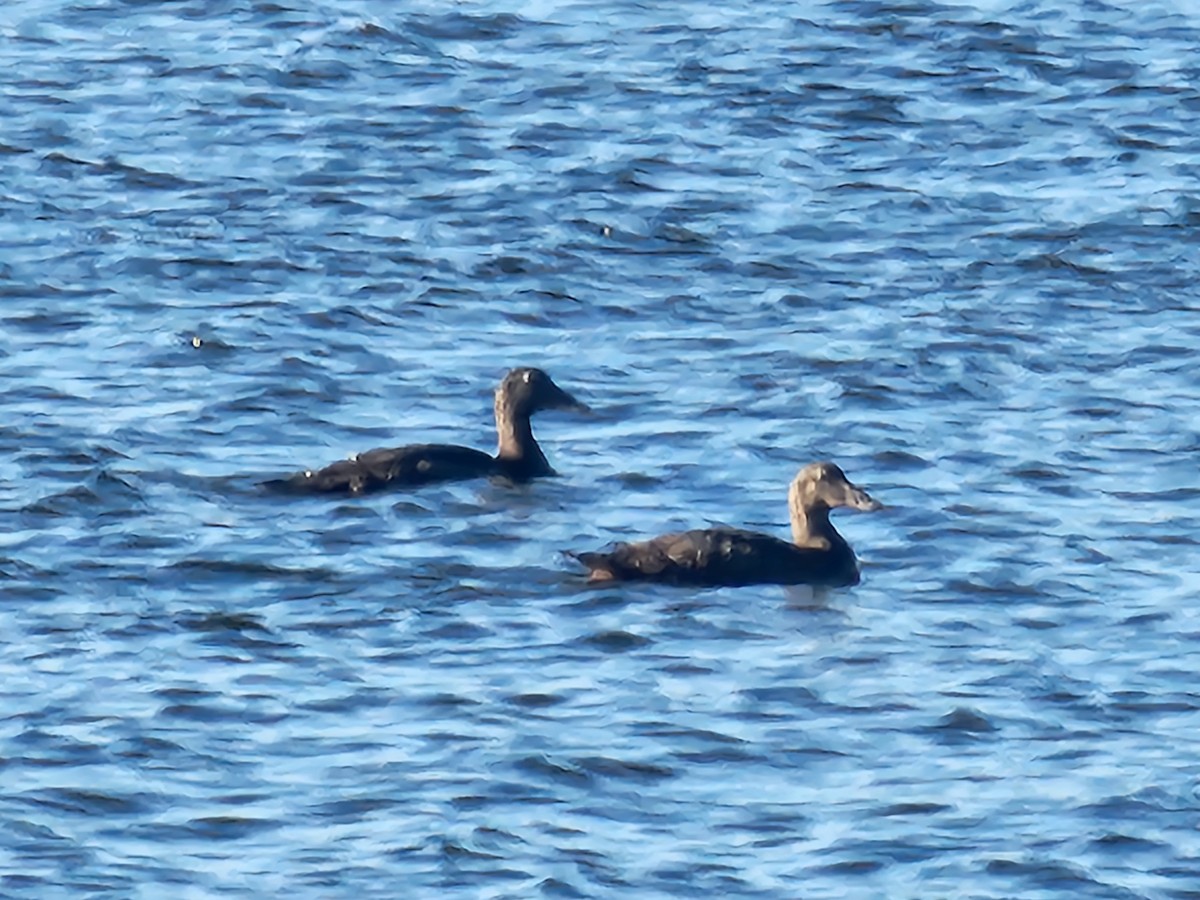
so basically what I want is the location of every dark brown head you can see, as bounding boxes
[790,461,881,513]
[497,368,588,417]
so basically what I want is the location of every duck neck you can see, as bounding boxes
[494,396,550,475]
[788,483,843,550]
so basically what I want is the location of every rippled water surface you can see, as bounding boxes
[4,0,1200,896]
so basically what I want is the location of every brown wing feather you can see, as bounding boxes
[264,444,497,495]
[577,528,859,587]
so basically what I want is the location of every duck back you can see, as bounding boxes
[574,527,860,587]
[264,443,497,495]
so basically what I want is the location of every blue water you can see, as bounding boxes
[3,0,1200,896]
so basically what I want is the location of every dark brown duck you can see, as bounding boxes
[265,367,587,495]
[569,462,881,587]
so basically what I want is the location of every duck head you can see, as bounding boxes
[499,367,589,416]
[792,461,882,512]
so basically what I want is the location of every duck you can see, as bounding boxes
[264,367,588,494]
[569,462,880,587]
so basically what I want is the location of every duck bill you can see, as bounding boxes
[546,381,590,413]
[846,484,882,511]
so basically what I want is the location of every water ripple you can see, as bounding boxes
[2,0,1199,896]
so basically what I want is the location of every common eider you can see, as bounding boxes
[265,367,588,495]
[569,462,880,587]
